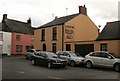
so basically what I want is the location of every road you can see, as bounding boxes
[2,55,120,80]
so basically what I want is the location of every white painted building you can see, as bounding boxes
[0,31,11,55]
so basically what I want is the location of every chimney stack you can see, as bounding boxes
[27,18,31,26]
[79,5,87,15]
[2,14,7,23]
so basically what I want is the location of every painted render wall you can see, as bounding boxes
[11,33,33,55]
[34,29,41,50]
[64,14,98,52]
[65,14,98,42]
[0,31,11,55]
[94,40,119,57]
[34,25,63,52]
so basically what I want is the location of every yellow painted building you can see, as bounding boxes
[34,5,99,57]
[95,21,120,57]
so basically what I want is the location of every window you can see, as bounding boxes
[52,43,56,53]
[100,44,107,51]
[100,53,108,58]
[0,33,3,41]
[52,27,57,40]
[16,45,22,52]
[16,35,20,41]
[41,29,45,41]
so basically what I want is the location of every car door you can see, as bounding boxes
[40,53,48,65]
[34,53,43,65]
[90,52,102,66]
[99,53,114,67]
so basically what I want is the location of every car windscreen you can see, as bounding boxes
[47,52,58,58]
[109,53,120,58]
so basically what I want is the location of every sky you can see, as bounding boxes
[0,0,119,30]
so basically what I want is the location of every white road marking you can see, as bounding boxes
[18,71,25,74]
[48,76,63,79]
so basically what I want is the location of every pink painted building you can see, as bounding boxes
[1,14,34,55]
[11,33,33,55]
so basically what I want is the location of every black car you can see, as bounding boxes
[31,51,67,68]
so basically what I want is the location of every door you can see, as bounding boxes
[43,44,46,51]
[75,44,94,57]
[66,44,71,51]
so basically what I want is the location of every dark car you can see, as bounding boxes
[25,49,41,60]
[31,51,67,68]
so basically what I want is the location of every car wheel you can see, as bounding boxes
[48,62,52,69]
[31,59,36,65]
[114,64,120,72]
[86,61,92,68]
[70,61,75,67]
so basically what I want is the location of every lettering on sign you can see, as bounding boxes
[65,25,74,40]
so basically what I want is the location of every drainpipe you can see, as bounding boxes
[62,24,64,51]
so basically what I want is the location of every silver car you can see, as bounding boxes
[84,51,120,72]
[25,49,41,60]
[56,51,84,67]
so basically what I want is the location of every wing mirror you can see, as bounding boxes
[67,55,71,57]
[108,56,112,59]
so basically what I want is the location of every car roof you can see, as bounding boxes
[57,51,74,53]
[91,51,109,53]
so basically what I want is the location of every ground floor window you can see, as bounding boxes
[66,44,71,51]
[100,43,107,51]
[52,43,56,53]
[16,45,22,52]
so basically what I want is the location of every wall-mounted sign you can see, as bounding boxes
[64,25,74,40]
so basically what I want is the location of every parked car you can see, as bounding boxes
[31,51,67,68]
[25,49,41,60]
[56,51,84,67]
[84,51,120,72]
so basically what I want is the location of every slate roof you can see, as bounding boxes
[1,19,34,35]
[96,21,120,40]
[37,13,79,29]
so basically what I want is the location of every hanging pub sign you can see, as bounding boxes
[64,25,74,40]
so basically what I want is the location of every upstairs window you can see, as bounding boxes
[41,29,45,41]
[52,27,57,40]
[100,44,107,51]
[16,35,20,41]
[0,33,3,41]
